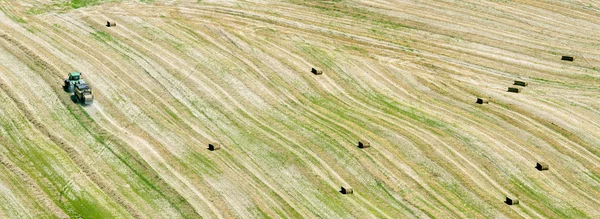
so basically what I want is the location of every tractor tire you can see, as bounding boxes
[66,84,74,93]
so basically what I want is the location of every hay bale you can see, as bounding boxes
[561,56,574,61]
[106,21,116,27]
[341,186,353,194]
[358,140,370,148]
[208,143,221,151]
[311,68,323,75]
[476,98,489,104]
[513,81,528,87]
[507,87,521,93]
[536,162,549,171]
[505,196,519,205]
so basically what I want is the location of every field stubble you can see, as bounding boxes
[0,0,599,218]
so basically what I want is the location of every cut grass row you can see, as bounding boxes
[0,32,199,218]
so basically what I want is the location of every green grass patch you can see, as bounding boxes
[375,180,423,217]
[573,73,600,85]
[91,30,115,43]
[70,0,105,9]
[530,77,578,88]
[185,152,221,176]
[311,189,350,217]
[166,38,185,52]
[371,94,445,128]
[302,95,372,129]
[584,171,600,185]
[441,181,495,218]
[27,7,50,15]
[510,176,589,218]
[343,45,367,55]
[28,0,121,14]
[164,107,183,123]
[66,105,199,218]
[27,2,70,14]
[372,18,411,30]
[297,43,336,69]
[89,29,138,61]
[288,0,412,31]
[251,206,271,218]
[0,8,27,23]
[67,192,115,218]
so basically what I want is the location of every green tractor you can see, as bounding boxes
[74,83,94,105]
[63,72,85,92]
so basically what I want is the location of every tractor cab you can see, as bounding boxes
[68,72,81,81]
[63,72,85,92]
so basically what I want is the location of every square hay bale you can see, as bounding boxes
[536,162,549,171]
[341,186,353,194]
[513,81,528,87]
[561,56,574,61]
[507,87,521,93]
[208,143,221,151]
[505,196,519,205]
[476,98,489,104]
[311,68,323,75]
[358,140,370,148]
[106,21,116,27]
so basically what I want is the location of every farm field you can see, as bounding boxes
[1,0,600,218]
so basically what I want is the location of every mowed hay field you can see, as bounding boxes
[1,0,600,218]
